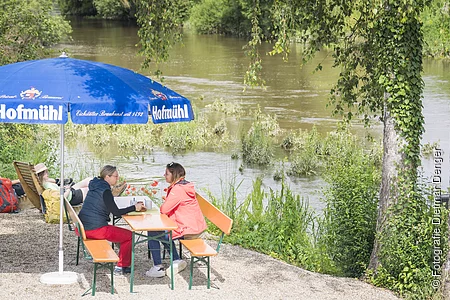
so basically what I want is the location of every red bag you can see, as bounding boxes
[0,177,18,213]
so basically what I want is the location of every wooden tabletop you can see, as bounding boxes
[123,213,177,231]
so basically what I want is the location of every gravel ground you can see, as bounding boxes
[0,208,401,300]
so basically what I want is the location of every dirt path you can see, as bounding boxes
[0,209,400,299]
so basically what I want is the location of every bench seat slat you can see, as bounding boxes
[84,239,119,263]
[180,239,217,257]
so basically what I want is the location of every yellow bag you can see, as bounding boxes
[41,189,67,223]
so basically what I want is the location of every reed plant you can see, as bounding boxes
[285,127,323,176]
[216,175,336,273]
[65,111,234,155]
[241,107,279,166]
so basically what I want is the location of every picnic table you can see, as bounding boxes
[114,196,178,292]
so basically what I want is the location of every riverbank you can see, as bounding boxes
[0,209,400,299]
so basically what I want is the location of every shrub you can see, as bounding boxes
[369,179,448,299]
[0,124,57,179]
[320,129,381,277]
[189,0,227,34]
[93,0,130,19]
[284,127,329,176]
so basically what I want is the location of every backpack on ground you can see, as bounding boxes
[41,189,67,223]
[0,177,19,213]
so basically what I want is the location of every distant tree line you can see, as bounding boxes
[57,0,274,37]
[57,0,450,58]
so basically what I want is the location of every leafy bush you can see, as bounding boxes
[189,0,227,34]
[93,0,130,19]
[369,179,448,299]
[321,131,381,277]
[0,124,58,179]
[0,0,72,65]
[58,0,96,16]
[189,0,249,35]
[422,1,450,57]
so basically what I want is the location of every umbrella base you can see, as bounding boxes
[40,271,78,285]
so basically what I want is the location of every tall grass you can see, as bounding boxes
[218,176,335,273]
[213,127,383,276]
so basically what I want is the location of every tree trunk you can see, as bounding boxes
[369,102,404,270]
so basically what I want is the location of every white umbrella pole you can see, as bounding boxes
[58,123,65,273]
[40,124,77,285]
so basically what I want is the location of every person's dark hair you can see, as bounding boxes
[100,165,117,179]
[166,162,185,184]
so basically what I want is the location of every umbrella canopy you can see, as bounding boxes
[0,56,194,124]
[0,55,194,284]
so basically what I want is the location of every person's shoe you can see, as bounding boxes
[63,178,74,187]
[166,259,187,278]
[145,265,165,278]
[114,266,123,275]
[114,266,131,275]
[112,181,127,197]
[56,178,73,187]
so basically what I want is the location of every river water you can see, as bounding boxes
[54,19,450,212]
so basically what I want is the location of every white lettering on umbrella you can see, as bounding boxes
[0,104,63,121]
[75,110,99,117]
[99,111,124,117]
[152,104,190,120]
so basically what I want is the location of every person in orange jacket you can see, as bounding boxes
[145,162,207,278]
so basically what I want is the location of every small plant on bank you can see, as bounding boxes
[206,98,244,115]
[0,124,58,179]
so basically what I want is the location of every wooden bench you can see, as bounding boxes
[64,198,119,296]
[180,192,233,289]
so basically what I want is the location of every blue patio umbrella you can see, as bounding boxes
[0,54,194,284]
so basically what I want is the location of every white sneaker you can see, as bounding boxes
[166,259,187,277]
[145,265,165,278]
